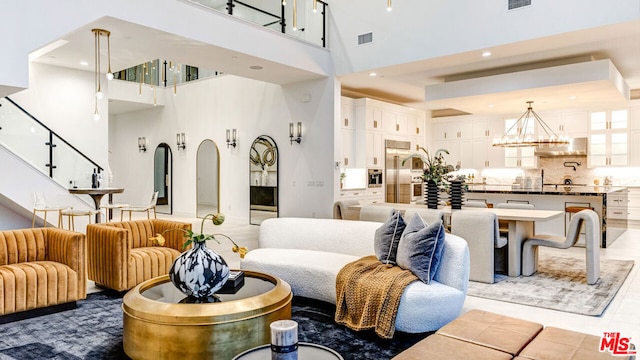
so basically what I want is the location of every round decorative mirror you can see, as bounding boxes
[249,135,278,225]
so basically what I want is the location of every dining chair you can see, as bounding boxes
[120,191,159,221]
[451,210,505,283]
[31,192,66,228]
[100,201,129,223]
[522,209,600,284]
[333,200,361,220]
[61,207,100,231]
[462,200,488,208]
[359,205,395,222]
[404,208,445,226]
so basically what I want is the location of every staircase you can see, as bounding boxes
[0,97,102,230]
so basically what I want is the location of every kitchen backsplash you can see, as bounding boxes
[471,157,640,187]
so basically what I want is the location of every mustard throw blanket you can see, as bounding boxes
[335,255,418,339]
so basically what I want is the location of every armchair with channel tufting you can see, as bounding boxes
[86,219,191,292]
[0,227,86,316]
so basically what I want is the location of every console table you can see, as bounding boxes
[122,271,292,360]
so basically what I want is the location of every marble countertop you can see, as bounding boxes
[466,184,627,196]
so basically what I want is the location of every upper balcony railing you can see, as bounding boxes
[112,60,223,90]
[184,0,328,48]
[0,97,103,188]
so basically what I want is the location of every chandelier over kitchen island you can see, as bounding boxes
[492,101,570,148]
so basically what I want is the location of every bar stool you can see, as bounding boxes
[564,202,593,236]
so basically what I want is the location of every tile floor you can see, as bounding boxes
[89,212,640,345]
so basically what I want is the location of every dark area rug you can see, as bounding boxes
[0,292,428,360]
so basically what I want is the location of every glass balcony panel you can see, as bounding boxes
[0,98,103,188]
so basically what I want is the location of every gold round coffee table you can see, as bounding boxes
[122,271,292,360]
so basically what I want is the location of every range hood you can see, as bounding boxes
[535,137,587,157]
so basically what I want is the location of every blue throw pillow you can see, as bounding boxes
[373,210,406,265]
[396,213,446,284]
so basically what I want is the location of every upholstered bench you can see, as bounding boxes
[394,310,634,360]
[393,310,543,359]
[393,333,513,360]
[437,309,543,356]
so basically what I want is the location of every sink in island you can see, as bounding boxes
[465,185,628,248]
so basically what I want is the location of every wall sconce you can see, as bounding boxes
[137,137,147,153]
[226,129,237,148]
[289,122,302,144]
[176,133,186,150]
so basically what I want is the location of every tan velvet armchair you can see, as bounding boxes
[86,219,191,292]
[0,227,86,315]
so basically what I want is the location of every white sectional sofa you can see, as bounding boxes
[240,217,470,333]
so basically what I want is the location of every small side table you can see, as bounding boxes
[232,342,343,360]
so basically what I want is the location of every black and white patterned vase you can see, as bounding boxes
[169,241,230,300]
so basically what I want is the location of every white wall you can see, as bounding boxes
[109,74,336,221]
[9,63,108,170]
[327,0,640,75]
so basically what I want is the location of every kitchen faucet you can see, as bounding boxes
[563,161,581,171]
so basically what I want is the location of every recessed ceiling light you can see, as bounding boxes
[369,72,377,77]
[482,51,492,57]
[249,65,263,70]
[80,61,89,66]
[568,96,577,100]
[488,104,495,108]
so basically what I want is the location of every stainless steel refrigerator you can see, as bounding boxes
[385,140,412,204]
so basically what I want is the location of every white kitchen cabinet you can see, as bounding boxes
[504,146,536,168]
[552,111,589,137]
[627,187,640,229]
[340,97,355,130]
[340,129,355,168]
[589,132,628,167]
[433,119,473,141]
[630,130,640,166]
[472,118,505,168]
[364,188,385,204]
[588,110,628,167]
[366,131,383,167]
[365,106,382,131]
[381,110,408,135]
[407,114,424,137]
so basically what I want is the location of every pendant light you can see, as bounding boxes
[492,101,570,147]
[387,0,392,11]
[292,0,297,31]
[91,28,113,121]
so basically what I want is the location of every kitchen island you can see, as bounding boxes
[465,185,628,247]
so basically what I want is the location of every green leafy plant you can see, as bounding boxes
[150,213,248,258]
[402,147,458,186]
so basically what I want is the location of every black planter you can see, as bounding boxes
[450,180,464,210]
[426,180,439,209]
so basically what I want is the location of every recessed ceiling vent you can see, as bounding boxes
[358,32,373,45]
[508,0,531,10]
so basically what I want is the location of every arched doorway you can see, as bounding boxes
[196,139,220,218]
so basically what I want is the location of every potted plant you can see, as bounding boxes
[150,213,248,301]
[403,147,458,208]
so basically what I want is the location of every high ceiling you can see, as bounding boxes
[30,15,640,117]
